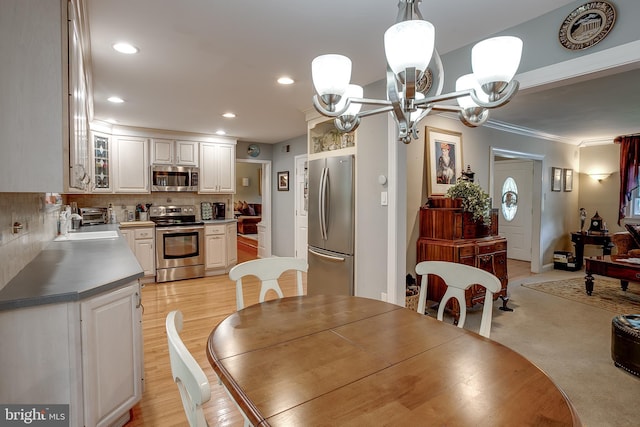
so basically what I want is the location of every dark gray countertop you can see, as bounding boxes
[0,224,143,311]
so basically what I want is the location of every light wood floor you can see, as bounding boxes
[125,257,532,426]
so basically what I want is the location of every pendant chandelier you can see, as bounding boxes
[311,0,523,144]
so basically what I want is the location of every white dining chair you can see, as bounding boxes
[166,310,211,427]
[415,261,502,338]
[166,310,252,427]
[229,257,308,310]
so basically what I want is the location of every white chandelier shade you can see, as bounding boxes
[455,73,490,126]
[384,20,435,80]
[472,36,523,87]
[335,84,364,117]
[311,0,523,143]
[311,54,352,97]
[455,74,487,109]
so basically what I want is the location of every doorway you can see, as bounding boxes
[490,148,543,273]
[235,159,272,259]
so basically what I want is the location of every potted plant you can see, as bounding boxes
[445,180,492,226]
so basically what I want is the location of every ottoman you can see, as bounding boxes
[611,314,640,377]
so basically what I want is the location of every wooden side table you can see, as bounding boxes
[571,232,613,269]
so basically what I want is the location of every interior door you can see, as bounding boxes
[294,155,308,260]
[493,159,533,261]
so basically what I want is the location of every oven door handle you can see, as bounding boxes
[156,226,204,234]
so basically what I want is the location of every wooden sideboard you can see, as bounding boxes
[416,197,511,311]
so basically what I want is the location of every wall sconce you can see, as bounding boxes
[588,173,611,182]
[242,177,250,187]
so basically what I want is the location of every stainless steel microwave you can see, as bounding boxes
[151,165,199,192]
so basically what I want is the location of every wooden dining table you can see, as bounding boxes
[206,295,581,426]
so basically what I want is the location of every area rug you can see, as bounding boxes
[522,277,640,314]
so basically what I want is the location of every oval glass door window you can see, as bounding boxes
[501,177,518,221]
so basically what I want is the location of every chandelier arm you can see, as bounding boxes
[472,80,520,108]
[387,66,410,140]
[429,104,464,113]
[312,95,350,118]
[459,109,490,127]
[413,89,474,107]
[357,105,395,118]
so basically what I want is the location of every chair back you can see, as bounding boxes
[415,261,501,338]
[166,310,211,427]
[229,257,308,310]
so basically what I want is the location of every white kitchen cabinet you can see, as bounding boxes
[0,0,67,192]
[176,141,199,166]
[205,224,226,269]
[114,136,150,193]
[0,280,143,427]
[151,139,173,164]
[120,227,155,278]
[226,222,238,266]
[80,281,143,427]
[152,139,199,166]
[199,143,236,193]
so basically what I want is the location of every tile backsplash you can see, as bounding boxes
[0,193,60,290]
[65,193,233,221]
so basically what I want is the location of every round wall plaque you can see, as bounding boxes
[558,1,616,51]
[247,144,260,157]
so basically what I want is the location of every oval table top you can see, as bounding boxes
[207,294,581,426]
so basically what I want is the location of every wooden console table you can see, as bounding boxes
[584,255,640,295]
[571,232,613,269]
[417,198,510,311]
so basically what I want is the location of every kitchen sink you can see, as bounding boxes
[54,230,120,241]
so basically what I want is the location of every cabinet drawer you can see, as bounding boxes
[134,228,154,239]
[476,240,507,254]
[205,225,225,235]
[458,246,475,257]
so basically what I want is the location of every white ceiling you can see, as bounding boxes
[85,0,638,145]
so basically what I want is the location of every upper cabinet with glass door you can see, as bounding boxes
[91,132,112,192]
[307,115,356,159]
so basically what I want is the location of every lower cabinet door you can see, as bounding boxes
[80,282,143,427]
[206,234,226,268]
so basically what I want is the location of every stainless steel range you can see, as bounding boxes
[150,205,205,283]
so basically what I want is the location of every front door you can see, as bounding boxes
[493,159,533,261]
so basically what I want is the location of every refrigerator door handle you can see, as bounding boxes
[319,167,328,240]
[309,248,346,262]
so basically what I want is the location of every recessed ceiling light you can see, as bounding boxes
[277,76,294,85]
[215,130,226,136]
[113,42,138,54]
[222,112,236,118]
[107,96,124,103]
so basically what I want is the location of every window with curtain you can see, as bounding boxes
[615,134,640,224]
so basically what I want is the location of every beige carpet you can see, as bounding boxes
[522,276,640,314]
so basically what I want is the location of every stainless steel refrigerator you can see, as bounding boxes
[307,155,355,296]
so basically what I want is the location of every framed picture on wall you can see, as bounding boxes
[425,126,463,195]
[551,167,562,192]
[277,171,289,191]
[563,168,573,192]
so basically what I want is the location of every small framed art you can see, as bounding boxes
[425,126,463,195]
[277,171,289,191]
[563,168,573,192]
[551,167,562,192]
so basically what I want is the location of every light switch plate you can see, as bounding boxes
[381,191,388,206]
